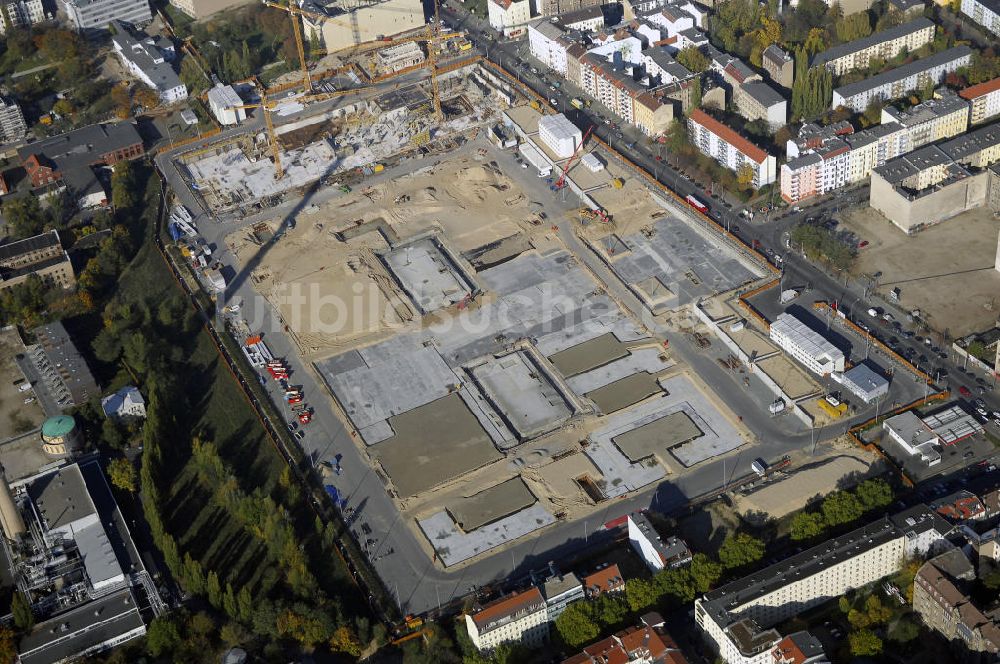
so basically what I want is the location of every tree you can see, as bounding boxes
[555,603,600,649]
[983,568,1000,591]
[790,511,826,541]
[111,159,136,211]
[329,626,362,657]
[804,27,827,54]
[848,628,883,656]
[107,457,136,492]
[111,84,131,120]
[835,12,871,42]
[0,626,15,664]
[206,570,222,608]
[861,98,884,127]
[689,553,723,593]
[180,57,209,95]
[655,567,697,604]
[11,591,33,631]
[677,46,711,73]
[146,617,181,657]
[719,533,765,569]
[855,478,893,510]
[821,490,864,526]
[888,617,920,643]
[133,85,160,111]
[625,578,659,612]
[736,163,755,190]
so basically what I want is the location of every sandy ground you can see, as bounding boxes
[757,355,821,400]
[842,206,1000,337]
[588,172,667,236]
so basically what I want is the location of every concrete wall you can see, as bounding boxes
[314,0,424,54]
[870,170,989,234]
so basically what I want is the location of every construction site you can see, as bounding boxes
[206,85,788,567]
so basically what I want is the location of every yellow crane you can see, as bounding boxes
[262,0,319,93]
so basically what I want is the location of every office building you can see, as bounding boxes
[687,109,776,186]
[880,90,971,151]
[301,0,424,55]
[832,46,972,112]
[811,19,935,76]
[0,230,75,292]
[961,0,1000,36]
[542,572,585,621]
[628,512,692,572]
[0,94,27,143]
[761,45,793,89]
[960,76,1000,125]
[61,0,151,31]
[734,81,787,130]
[488,0,531,38]
[207,84,246,126]
[913,553,1000,655]
[562,612,689,664]
[465,587,549,652]
[769,313,845,376]
[168,0,250,18]
[376,41,425,74]
[832,363,889,403]
[110,21,186,104]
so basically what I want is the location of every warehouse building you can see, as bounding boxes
[768,313,845,376]
[538,113,582,158]
[833,363,889,403]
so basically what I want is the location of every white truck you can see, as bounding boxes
[751,458,768,477]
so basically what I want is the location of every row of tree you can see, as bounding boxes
[789,478,895,541]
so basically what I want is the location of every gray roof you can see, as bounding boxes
[18,589,145,664]
[643,47,693,80]
[874,145,953,183]
[741,81,785,107]
[30,321,99,407]
[111,21,183,94]
[834,45,973,100]
[28,464,96,531]
[889,0,924,9]
[845,120,904,149]
[883,90,970,127]
[842,362,889,393]
[812,18,934,68]
[940,120,1000,160]
[0,229,60,262]
[762,44,791,65]
[889,503,954,538]
[530,17,566,40]
[541,572,584,601]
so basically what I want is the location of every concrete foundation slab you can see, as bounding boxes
[612,410,702,462]
[417,503,557,567]
[383,237,475,313]
[548,333,630,377]
[447,477,536,531]
[586,373,663,414]
[567,347,673,394]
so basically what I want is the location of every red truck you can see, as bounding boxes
[685,195,709,214]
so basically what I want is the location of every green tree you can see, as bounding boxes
[625,578,659,612]
[835,12,871,42]
[11,591,33,631]
[146,617,181,657]
[861,98,884,127]
[855,478,894,510]
[206,570,222,608]
[555,603,600,649]
[677,46,711,73]
[689,553,723,593]
[107,457,137,492]
[849,628,883,656]
[822,490,864,526]
[719,533,765,569]
[655,567,697,604]
[983,568,1000,590]
[888,617,920,643]
[790,511,826,541]
[111,160,136,210]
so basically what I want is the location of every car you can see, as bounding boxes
[294,430,306,440]
[793,206,802,212]
[858,240,869,248]
[925,337,933,346]
[975,398,986,409]
[531,67,538,74]
[23,397,34,404]
[960,386,972,397]
[550,98,558,106]
[548,84,556,91]
[993,410,1000,420]
[903,330,915,338]
[655,155,662,161]
[883,313,893,322]
[977,406,989,417]
[867,308,879,317]
[287,421,297,431]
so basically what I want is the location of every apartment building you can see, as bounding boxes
[488,0,532,38]
[770,632,830,664]
[111,21,186,104]
[940,121,1000,169]
[562,613,689,664]
[811,18,935,76]
[832,46,972,112]
[880,90,970,151]
[61,0,151,30]
[0,230,75,292]
[913,554,1000,655]
[541,573,585,622]
[582,563,625,598]
[0,94,27,143]
[465,587,549,652]
[734,81,787,130]
[536,0,606,16]
[887,0,924,18]
[960,77,1000,125]
[628,512,692,572]
[769,313,845,376]
[0,0,45,35]
[961,0,1000,36]
[687,109,777,186]
[762,44,793,89]
[168,0,250,19]
[528,19,571,75]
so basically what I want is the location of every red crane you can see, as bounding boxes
[552,125,595,191]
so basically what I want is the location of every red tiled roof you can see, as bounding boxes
[583,563,625,596]
[470,587,544,631]
[960,76,1000,100]
[689,109,768,163]
[771,635,809,664]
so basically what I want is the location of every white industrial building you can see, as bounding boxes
[207,84,246,125]
[627,512,692,572]
[518,142,552,177]
[538,113,582,158]
[884,410,942,466]
[768,313,845,376]
[833,363,889,403]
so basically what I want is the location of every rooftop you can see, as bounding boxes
[530,17,566,40]
[582,563,625,596]
[207,84,243,109]
[740,81,786,108]
[770,313,845,366]
[916,559,1000,649]
[630,512,692,566]
[874,145,953,184]
[940,120,1000,160]
[688,109,769,163]
[882,90,970,127]
[921,404,984,444]
[771,631,828,664]
[27,463,96,531]
[841,363,888,393]
[0,230,60,263]
[762,44,792,64]
[470,586,546,633]
[834,45,972,100]
[960,76,1000,100]
[812,18,934,68]
[110,21,183,94]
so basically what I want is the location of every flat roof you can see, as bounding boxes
[207,84,243,108]
[812,18,933,67]
[884,410,939,448]
[28,463,96,531]
[874,145,953,184]
[612,410,702,462]
[629,512,691,566]
[770,313,845,365]
[383,237,475,314]
[549,333,629,377]
[842,363,889,393]
[834,45,972,100]
[921,404,984,444]
[447,476,536,531]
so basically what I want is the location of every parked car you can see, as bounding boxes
[960,386,972,397]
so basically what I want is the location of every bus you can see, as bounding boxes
[685,195,709,214]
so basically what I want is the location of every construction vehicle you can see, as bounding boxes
[570,98,584,110]
[529,99,541,111]
[610,177,624,189]
[552,125,595,191]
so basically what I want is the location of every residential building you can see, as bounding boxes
[940,120,1000,169]
[886,0,924,18]
[528,19,571,75]
[931,490,987,522]
[101,385,146,420]
[832,363,889,403]
[541,572,585,621]
[880,89,971,151]
[960,77,1000,125]
[0,0,45,36]
[832,46,972,112]
[582,563,625,598]
[465,587,549,652]
[168,0,251,18]
[961,0,1000,36]
[768,313,845,376]
[628,512,692,572]
[770,632,830,664]
[536,0,606,16]
[734,81,787,130]
[0,230,74,292]
[60,0,151,31]
[300,0,424,55]
[562,613,689,664]
[488,0,531,38]
[111,21,186,104]
[28,321,98,409]
[376,40,425,74]
[0,94,27,143]
[207,84,246,126]
[810,18,935,76]
[633,91,674,137]
[687,109,777,186]
[560,3,613,31]
[761,44,793,89]
[17,121,144,209]
[913,554,1000,655]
